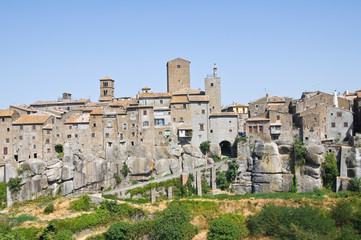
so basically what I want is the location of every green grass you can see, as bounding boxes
[7,214,37,227]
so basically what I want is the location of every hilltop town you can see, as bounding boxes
[0,58,360,206]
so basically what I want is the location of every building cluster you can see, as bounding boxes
[0,58,360,164]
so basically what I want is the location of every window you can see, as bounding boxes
[56,134,60,138]
[229,129,232,132]
[131,141,134,146]
[46,139,50,144]
[52,118,55,124]
[131,112,135,118]
[32,125,36,130]
[92,133,96,138]
[160,100,163,104]
[32,136,35,140]
[180,117,184,122]
[132,132,135,137]
[210,130,213,133]
[155,119,165,126]
[132,124,135,128]
[173,118,176,122]
[93,123,96,127]
[120,133,124,140]
[177,65,180,68]
[19,135,23,140]
[7,128,9,132]
[34,153,37,158]
[143,121,149,127]
[1,118,4,122]
[183,104,187,109]
[249,126,253,133]
[20,125,23,130]
[75,134,78,138]
[107,142,112,147]
[5,138,9,143]
[47,148,50,153]
[143,110,147,115]
[277,115,280,120]
[337,112,342,117]
[3,147,8,155]
[178,79,180,83]
[255,104,259,108]
[310,126,314,132]
[67,135,71,138]
[229,121,231,123]
[344,122,348,128]
[69,125,72,129]
[331,122,336,128]
[108,122,112,127]
[123,123,127,130]
[259,125,264,133]
[105,133,110,137]
[211,83,214,87]
[198,102,201,106]
[199,124,204,131]
[33,145,36,149]
[202,109,205,114]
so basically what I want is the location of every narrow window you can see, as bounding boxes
[277,115,280,120]
[344,122,348,128]
[160,100,163,104]
[7,128,10,132]
[199,124,204,131]
[46,139,50,144]
[337,112,342,117]
[93,123,96,127]
[211,83,214,87]
[69,125,72,129]
[143,110,147,115]
[331,122,336,128]
[19,135,23,140]
[177,65,180,68]
[210,130,213,133]
[105,133,109,137]
[67,135,71,138]
[5,138,9,143]
[1,118,4,122]
[259,125,263,133]
[202,109,205,114]
[3,147,8,155]
[180,117,184,122]
[92,133,96,138]
[20,125,23,130]
[32,125,36,130]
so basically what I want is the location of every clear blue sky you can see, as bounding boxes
[0,0,360,109]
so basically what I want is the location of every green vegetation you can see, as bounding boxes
[186,173,195,196]
[8,177,22,193]
[17,163,31,175]
[105,222,131,240]
[350,177,361,192]
[248,204,337,239]
[0,182,6,209]
[212,156,221,162]
[153,204,197,240]
[55,144,64,158]
[120,163,130,178]
[57,152,64,158]
[199,141,210,153]
[126,177,181,198]
[322,152,339,190]
[208,214,248,240]
[7,214,37,227]
[113,173,122,185]
[216,171,229,190]
[226,159,238,182]
[289,175,298,193]
[44,203,55,214]
[69,195,91,212]
[293,139,308,166]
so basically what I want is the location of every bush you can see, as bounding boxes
[44,203,55,214]
[105,222,131,240]
[350,177,361,192]
[54,230,74,240]
[120,163,130,178]
[199,141,210,153]
[0,182,6,209]
[331,199,361,234]
[8,177,22,193]
[293,139,307,166]
[226,159,238,183]
[17,163,30,175]
[321,153,338,190]
[5,227,41,240]
[248,205,337,239]
[153,204,197,240]
[54,144,63,153]
[216,171,229,190]
[7,214,37,227]
[208,213,248,240]
[114,173,122,185]
[69,195,91,211]
[128,219,155,239]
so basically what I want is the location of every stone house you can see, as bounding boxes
[222,103,249,133]
[0,109,20,162]
[246,117,270,135]
[268,110,293,143]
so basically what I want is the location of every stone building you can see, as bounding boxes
[167,58,190,94]
[99,77,115,102]
[352,90,361,134]
[0,109,20,162]
[222,103,249,133]
[205,64,221,113]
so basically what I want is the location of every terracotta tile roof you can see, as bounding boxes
[30,99,90,106]
[172,88,202,96]
[171,96,189,104]
[247,117,270,122]
[110,100,136,107]
[267,96,285,102]
[65,114,90,124]
[357,92,361,98]
[177,126,193,130]
[100,76,113,81]
[138,92,171,99]
[188,95,209,102]
[167,58,191,63]
[99,96,114,102]
[90,107,106,115]
[13,115,50,125]
[0,109,14,117]
[43,124,54,130]
[210,112,238,117]
[10,105,37,113]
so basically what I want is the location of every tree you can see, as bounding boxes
[321,153,338,190]
[293,139,307,166]
[120,163,130,178]
[226,159,238,183]
[199,141,210,154]
[105,222,131,240]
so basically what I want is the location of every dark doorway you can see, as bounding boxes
[220,141,232,157]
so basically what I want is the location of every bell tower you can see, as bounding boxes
[99,77,115,102]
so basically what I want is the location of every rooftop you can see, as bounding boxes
[13,115,50,125]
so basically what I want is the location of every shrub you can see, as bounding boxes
[331,199,361,234]
[208,218,241,240]
[350,177,361,192]
[17,163,30,175]
[120,163,130,178]
[248,205,336,239]
[293,139,307,166]
[128,219,155,239]
[54,230,74,240]
[153,204,197,240]
[0,182,6,209]
[226,159,238,183]
[105,222,131,240]
[114,173,122,185]
[212,156,221,162]
[44,203,55,214]
[199,141,210,153]
[321,153,338,190]
[131,181,138,185]
[57,152,64,158]
[216,171,229,190]
[186,173,195,196]
[7,214,37,227]
[6,227,41,240]
[54,144,63,153]
[289,175,298,193]
[8,177,22,193]
[69,195,91,212]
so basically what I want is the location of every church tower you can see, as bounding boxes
[205,64,221,113]
[99,77,114,102]
[167,58,190,93]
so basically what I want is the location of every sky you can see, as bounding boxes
[0,0,360,109]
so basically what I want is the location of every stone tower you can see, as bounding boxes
[205,64,221,113]
[99,77,115,102]
[167,58,190,93]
